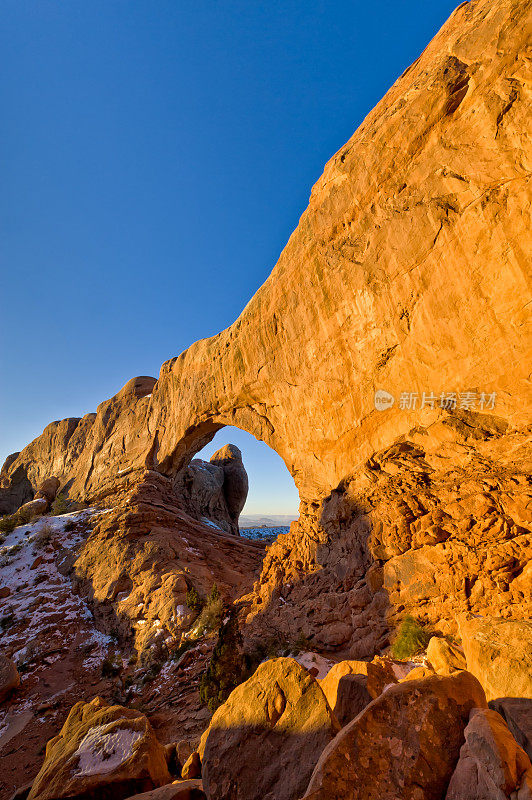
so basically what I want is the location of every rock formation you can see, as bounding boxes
[445,708,532,800]
[458,615,532,701]
[174,445,248,535]
[0,0,530,658]
[303,671,487,800]
[199,657,339,800]
[0,655,20,705]
[27,697,171,800]
[1,1,532,797]
[488,698,532,763]
[71,469,264,654]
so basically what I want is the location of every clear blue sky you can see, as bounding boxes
[0,0,458,514]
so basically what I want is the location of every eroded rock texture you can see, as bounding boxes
[72,470,264,654]
[1,0,531,654]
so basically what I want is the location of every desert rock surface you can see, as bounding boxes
[1,0,532,798]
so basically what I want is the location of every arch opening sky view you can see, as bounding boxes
[1,0,459,513]
[195,427,299,517]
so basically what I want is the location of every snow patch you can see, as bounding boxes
[0,509,111,673]
[74,725,142,776]
[294,651,336,679]
[200,517,222,531]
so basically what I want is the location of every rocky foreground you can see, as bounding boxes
[1,0,531,796]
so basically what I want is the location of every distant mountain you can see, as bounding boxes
[239,514,298,528]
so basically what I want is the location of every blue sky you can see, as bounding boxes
[0,0,458,514]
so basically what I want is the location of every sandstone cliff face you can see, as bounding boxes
[245,413,532,654]
[1,0,531,654]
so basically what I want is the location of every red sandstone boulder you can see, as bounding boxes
[303,671,487,800]
[127,781,205,800]
[201,657,338,800]
[0,654,20,704]
[445,708,532,799]
[35,477,60,503]
[319,661,372,726]
[27,697,171,800]
[489,698,532,763]
[459,615,532,701]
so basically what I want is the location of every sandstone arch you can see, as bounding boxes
[3,0,531,512]
[1,0,531,654]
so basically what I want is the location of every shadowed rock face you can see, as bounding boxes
[1,0,531,651]
[173,445,249,535]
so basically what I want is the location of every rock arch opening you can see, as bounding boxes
[175,425,299,537]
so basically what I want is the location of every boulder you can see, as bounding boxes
[303,671,487,800]
[201,657,338,800]
[445,708,532,799]
[176,740,194,767]
[181,752,201,780]
[126,781,205,800]
[27,697,171,800]
[366,656,398,698]
[401,665,435,682]
[488,698,532,763]
[35,477,60,503]
[326,674,371,727]
[18,498,48,518]
[173,444,248,535]
[163,743,181,778]
[210,445,248,527]
[319,661,372,726]
[0,654,20,704]
[427,637,466,676]
[458,615,532,701]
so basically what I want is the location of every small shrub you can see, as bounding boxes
[208,583,220,603]
[0,515,17,534]
[51,494,69,515]
[391,615,432,660]
[0,611,15,631]
[245,634,289,666]
[199,613,251,711]
[33,521,54,548]
[186,586,204,612]
[290,631,313,656]
[147,660,162,679]
[170,639,195,663]
[192,595,223,637]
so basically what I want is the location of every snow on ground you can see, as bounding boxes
[200,517,223,531]
[294,651,336,679]
[240,526,286,540]
[0,509,112,671]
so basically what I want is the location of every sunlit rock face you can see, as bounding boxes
[1,0,531,653]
